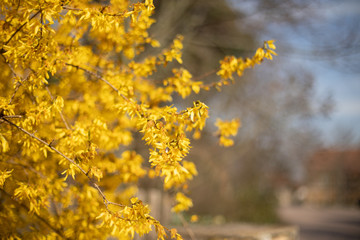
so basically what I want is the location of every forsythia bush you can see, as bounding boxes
[0,0,276,239]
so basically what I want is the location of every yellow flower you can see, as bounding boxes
[172,192,193,213]
[190,214,199,223]
[215,118,241,147]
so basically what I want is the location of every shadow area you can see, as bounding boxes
[300,226,360,240]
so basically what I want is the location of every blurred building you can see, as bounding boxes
[304,149,360,206]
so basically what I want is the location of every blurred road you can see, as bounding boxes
[277,206,360,240]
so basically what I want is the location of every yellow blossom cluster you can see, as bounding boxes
[172,192,193,213]
[215,40,277,90]
[215,118,242,147]
[0,0,275,239]
[164,68,202,98]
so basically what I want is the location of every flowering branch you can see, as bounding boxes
[4,9,42,46]
[1,117,125,211]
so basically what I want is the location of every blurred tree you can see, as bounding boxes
[148,0,335,223]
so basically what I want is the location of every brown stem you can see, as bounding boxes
[192,69,217,82]
[1,115,23,119]
[62,6,82,11]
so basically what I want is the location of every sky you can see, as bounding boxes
[312,64,360,145]
[231,0,360,146]
[295,0,360,145]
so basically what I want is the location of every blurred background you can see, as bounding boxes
[137,0,360,239]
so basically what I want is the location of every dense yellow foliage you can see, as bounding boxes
[0,0,276,239]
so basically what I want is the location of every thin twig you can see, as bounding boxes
[1,115,23,119]
[6,159,46,179]
[45,86,71,130]
[178,213,197,240]
[65,63,129,101]
[62,6,82,11]
[192,69,217,82]
[201,78,232,90]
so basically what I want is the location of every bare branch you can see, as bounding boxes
[61,6,82,11]
[192,69,217,82]
[1,115,23,119]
